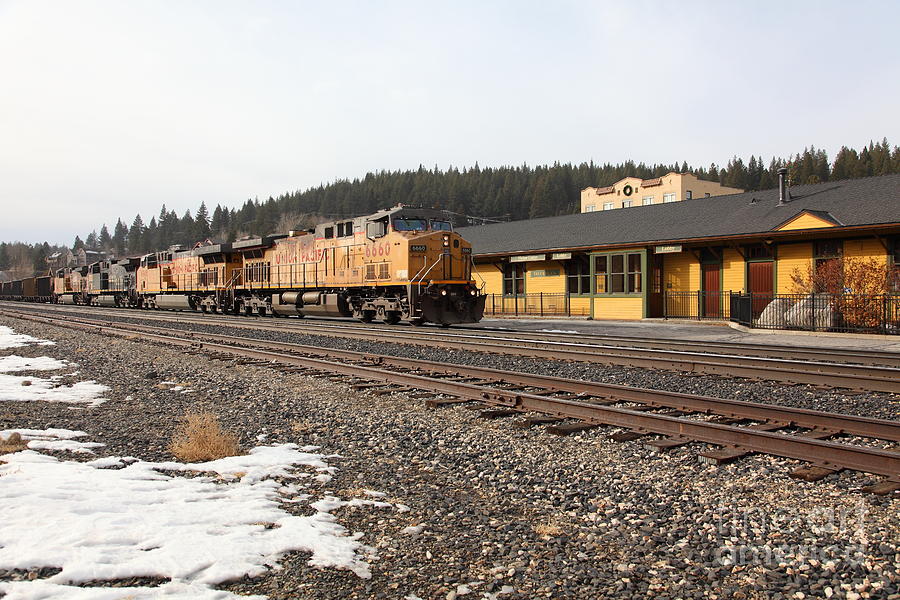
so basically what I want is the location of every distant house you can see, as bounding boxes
[75,248,106,267]
[47,249,76,271]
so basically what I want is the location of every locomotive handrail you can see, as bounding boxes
[410,257,430,286]
[413,257,441,292]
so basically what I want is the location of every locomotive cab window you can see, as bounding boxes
[324,226,334,239]
[393,218,428,232]
[431,220,452,231]
[366,219,387,239]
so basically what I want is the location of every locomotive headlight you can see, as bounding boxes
[441,289,448,296]
[442,234,450,247]
[470,290,477,295]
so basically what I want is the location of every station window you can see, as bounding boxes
[503,263,525,296]
[685,191,693,200]
[642,196,653,206]
[585,204,596,212]
[603,202,614,210]
[566,255,591,295]
[890,237,900,292]
[663,193,676,203]
[745,244,774,260]
[813,240,843,287]
[622,200,633,208]
[594,253,642,294]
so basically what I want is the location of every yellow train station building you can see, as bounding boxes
[581,172,743,213]
[460,173,900,321]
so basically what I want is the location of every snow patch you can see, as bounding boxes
[0,325,55,349]
[0,373,108,405]
[1,428,104,455]
[0,437,397,599]
[539,329,579,334]
[0,355,68,372]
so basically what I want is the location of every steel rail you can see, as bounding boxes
[7,300,899,367]
[3,303,900,393]
[8,309,900,444]
[9,311,899,479]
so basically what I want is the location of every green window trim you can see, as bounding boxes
[589,250,646,296]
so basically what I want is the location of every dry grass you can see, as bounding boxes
[533,520,564,538]
[169,412,243,462]
[0,432,28,454]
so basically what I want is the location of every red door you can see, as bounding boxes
[748,261,774,316]
[702,263,720,317]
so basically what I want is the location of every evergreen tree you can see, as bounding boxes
[128,215,145,253]
[86,231,98,250]
[98,224,112,251]
[113,219,128,255]
[0,243,8,270]
[72,236,85,251]
[195,201,211,239]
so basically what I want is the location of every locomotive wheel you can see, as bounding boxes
[383,311,401,325]
[359,310,376,323]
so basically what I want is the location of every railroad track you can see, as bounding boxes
[6,309,899,494]
[3,303,900,393]
[5,300,899,367]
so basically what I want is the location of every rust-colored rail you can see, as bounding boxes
[3,303,899,393]
[6,309,899,485]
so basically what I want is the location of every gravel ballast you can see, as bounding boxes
[0,313,898,600]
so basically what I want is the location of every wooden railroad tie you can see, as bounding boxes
[546,422,600,436]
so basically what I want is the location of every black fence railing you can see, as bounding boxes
[730,292,900,335]
[662,291,732,320]
[484,293,591,317]
[666,291,900,335]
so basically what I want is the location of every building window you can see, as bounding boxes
[503,263,525,296]
[622,200,633,208]
[566,255,590,295]
[663,193,676,203]
[603,202,613,210]
[705,193,711,198]
[745,244,775,260]
[685,191,692,200]
[642,196,653,205]
[813,240,842,289]
[594,253,642,294]
[890,237,900,292]
[585,204,595,212]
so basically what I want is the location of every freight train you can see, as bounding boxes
[0,205,486,326]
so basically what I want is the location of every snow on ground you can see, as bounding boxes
[0,325,55,349]
[0,430,401,599]
[0,328,108,405]
[0,373,109,405]
[1,427,106,454]
[0,354,68,372]
[538,329,579,334]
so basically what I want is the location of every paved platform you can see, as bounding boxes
[469,317,900,353]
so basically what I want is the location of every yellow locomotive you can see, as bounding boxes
[135,205,485,325]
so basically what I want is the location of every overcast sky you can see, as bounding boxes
[1,1,898,244]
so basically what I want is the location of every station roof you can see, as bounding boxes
[459,174,900,257]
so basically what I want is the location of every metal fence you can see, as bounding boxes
[730,292,900,335]
[662,291,732,320]
[483,293,591,317]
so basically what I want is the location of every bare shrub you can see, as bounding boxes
[0,432,28,453]
[533,520,564,538]
[790,257,899,329]
[169,412,242,462]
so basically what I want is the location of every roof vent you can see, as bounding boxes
[777,168,791,206]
